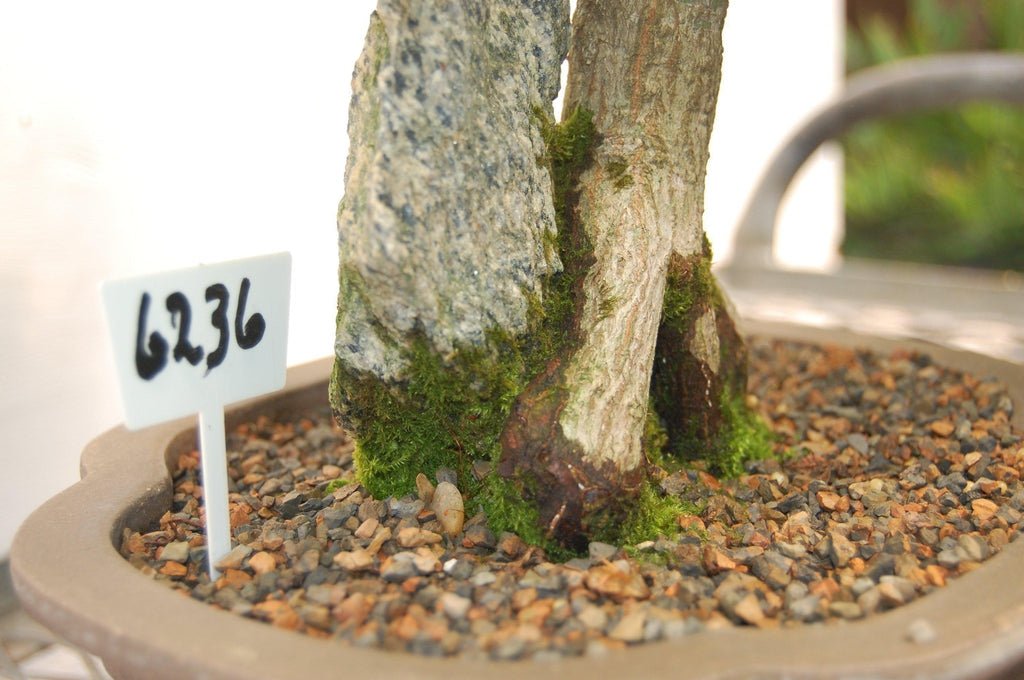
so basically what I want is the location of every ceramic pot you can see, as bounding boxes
[11,321,1024,679]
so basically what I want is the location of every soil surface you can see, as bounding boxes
[122,337,1024,661]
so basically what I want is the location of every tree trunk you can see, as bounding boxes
[498,0,741,548]
[333,0,747,550]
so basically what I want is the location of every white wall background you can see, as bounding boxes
[0,1,841,560]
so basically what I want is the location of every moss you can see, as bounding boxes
[642,398,671,469]
[333,107,598,554]
[705,387,777,478]
[600,481,701,547]
[604,156,634,190]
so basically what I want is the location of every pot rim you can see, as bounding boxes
[11,321,1024,680]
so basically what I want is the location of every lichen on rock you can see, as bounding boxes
[335,0,570,383]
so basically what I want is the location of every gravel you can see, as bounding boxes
[122,337,1023,661]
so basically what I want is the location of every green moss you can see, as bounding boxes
[598,481,701,547]
[334,107,598,554]
[661,256,715,326]
[642,398,671,469]
[679,387,777,479]
[604,156,634,190]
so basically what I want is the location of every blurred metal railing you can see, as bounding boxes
[718,53,1024,364]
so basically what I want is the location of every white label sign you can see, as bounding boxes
[102,253,291,429]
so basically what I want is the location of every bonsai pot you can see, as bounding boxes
[11,320,1024,680]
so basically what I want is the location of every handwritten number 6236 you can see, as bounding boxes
[135,278,266,380]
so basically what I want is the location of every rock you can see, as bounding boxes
[381,552,420,582]
[827,531,857,568]
[334,0,570,381]
[585,561,651,601]
[750,552,793,589]
[496,533,527,559]
[970,498,998,522]
[577,604,608,630]
[158,540,191,563]
[159,561,187,577]
[722,592,765,626]
[588,541,619,562]
[396,527,443,548]
[333,549,375,572]
[847,433,870,455]
[388,497,425,519]
[431,482,465,536]
[787,595,823,622]
[828,601,863,620]
[906,618,938,644]
[248,551,277,575]
[415,473,435,504]
[957,534,990,562]
[214,544,253,571]
[439,592,472,620]
[609,611,647,642]
[462,524,496,549]
[878,576,917,606]
[354,517,379,539]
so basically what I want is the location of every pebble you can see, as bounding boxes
[609,611,647,642]
[124,339,1024,661]
[214,544,253,571]
[431,482,465,535]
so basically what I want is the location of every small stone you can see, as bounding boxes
[750,552,793,589]
[609,611,647,642]
[354,517,379,539]
[431,482,465,536]
[439,592,472,619]
[333,549,375,572]
[214,544,253,571]
[415,473,435,504]
[726,592,765,626]
[957,534,990,562]
[787,595,823,622]
[462,524,496,549]
[588,542,619,562]
[585,561,651,601]
[497,533,527,559]
[847,433,870,455]
[930,420,955,437]
[906,618,938,644]
[702,546,737,574]
[971,498,998,522]
[828,531,857,568]
[577,604,608,630]
[389,497,425,519]
[878,576,917,606]
[828,601,863,620]
[381,552,420,582]
[249,551,277,575]
[435,468,458,486]
[471,571,497,587]
[443,558,474,580]
[857,587,882,615]
[412,549,440,575]
[160,561,188,577]
[322,464,342,479]
[397,527,443,548]
[158,541,191,563]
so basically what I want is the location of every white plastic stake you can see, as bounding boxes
[102,252,291,582]
[199,406,231,579]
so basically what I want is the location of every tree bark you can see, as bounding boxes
[499,0,740,547]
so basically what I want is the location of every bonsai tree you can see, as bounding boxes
[331,0,766,551]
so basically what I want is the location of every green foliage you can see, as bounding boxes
[843,0,1024,271]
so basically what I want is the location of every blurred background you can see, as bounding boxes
[844,0,1024,271]
[0,0,1020,596]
